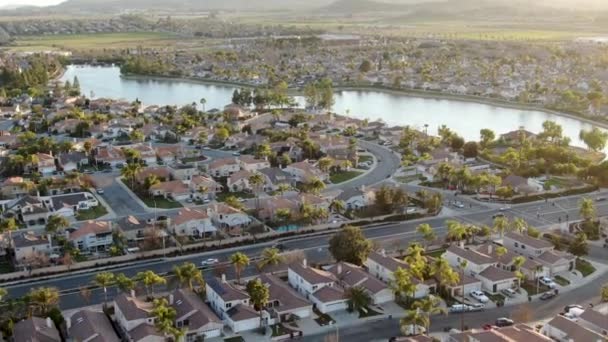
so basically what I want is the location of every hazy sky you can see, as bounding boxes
[0,0,64,7]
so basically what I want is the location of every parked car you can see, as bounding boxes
[564,307,584,318]
[400,324,426,336]
[539,276,557,289]
[540,292,557,300]
[469,303,485,312]
[564,304,584,313]
[449,304,470,313]
[492,213,505,219]
[200,258,219,267]
[470,290,490,303]
[501,288,517,297]
[596,197,606,202]
[232,152,241,156]
[96,188,104,195]
[453,201,465,208]
[495,318,514,327]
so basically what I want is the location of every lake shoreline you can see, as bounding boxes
[119,73,608,131]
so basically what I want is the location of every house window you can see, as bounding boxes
[521,245,526,249]
[312,285,318,291]
[226,303,232,309]
[514,242,519,247]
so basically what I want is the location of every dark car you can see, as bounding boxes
[492,213,505,219]
[540,292,557,300]
[495,318,514,327]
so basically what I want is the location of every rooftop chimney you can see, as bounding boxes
[46,317,54,329]
[221,273,227,284]
[380,249,386,257]
[488,244,493,255]
[168,293,174,305]
[130,289,136,298]
[337,263,342,275]
[459,241,465,249]
[302,258,308,268]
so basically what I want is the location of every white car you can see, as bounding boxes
[539,276,557,289]
[96,188,104,195]
[453,201,465,208]
[501,288,517,297]
[200,258,219,267]
[470,290,490,303]
[449,304,470,313]
[468,303,485,312]
[400,324,426,336]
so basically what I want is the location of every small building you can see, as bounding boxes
[288,259,336,300]
[541,315,605,342]
[205,276,252,327]
[67,220,113,254]
[113,293,156,337]
[36,153,57,175]
[208,158,241,178]
[169,289,223,340]
[239,155,271,172]
[260,273,312,322]
[116,215,157,243]
[364,251,433,298]
[14,317,60,342]
[171,208,216,238]
[10,232,53,267]
[578,309,608,335]
[327,262,394,305]
[68,309,120,342]
[444,245,497,276]
[149,180,191,201]
[477,266,519,294]
[227,170,256,193]
[336,187,376,211]
[58,152,88,172]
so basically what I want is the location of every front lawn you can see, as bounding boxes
[484,292,506,304]
[142,196,183,209]
[554,275,571,286]
[0,259,14,274]
[358,155,373,164]
[330,171,363,184]
[521,281,550,295]
[76,205,108,220]
[576,258,596,277]
[270,324,296,337]
[425,249,446,258]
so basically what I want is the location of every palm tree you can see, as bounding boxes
[412,295,447,333]
[511,217,528,234]
[115,273,135,294]
[416,223,436,250]
[512,256,526,288]
[0,287,7,302]
[431,257,460,296]
[446,220,467,244]
[493,216,510,238]
[143,175,161,191]
[304,177,325,194]
[152,298,183,341]
[28,287,59,314]
[200,97,207,112]
[346,286,372,313]
[317,157,333,173]
[248,172,265,194]
[246,278,270,328]
[390,267,416,305]
[173,262,204,291]
[401,308,429,336]
[94,272,115,306]
[121,162,142,190]
[258,248,283,270]
[0,218,18,242]
[137,270,166,297]
[45,215,70,235]
[276,183,291,195]
[230,252,250,284]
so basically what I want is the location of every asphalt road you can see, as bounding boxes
[5,189,608,310]
[333,140,401,190]
[92,172,147,216]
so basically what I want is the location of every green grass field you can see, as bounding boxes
[10,32,179,52]
[330,171,363,184]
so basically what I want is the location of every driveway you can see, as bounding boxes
[91,172,147,216]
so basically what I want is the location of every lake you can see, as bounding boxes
[62,64,605,149]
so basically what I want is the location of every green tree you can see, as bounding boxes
[568,232,589,256]
[94,272,115,306]
[115,273,135,293]
[431,257,460,295]
[214,127,230,144]
[258,248,284,270]
[121,162,142,190]
[303,177,325,195]
[390,267,416,305]
[246,278,270,327]
[151,298,183,341]
[463,141,478,158]
[318,157,333,173]
[412,295,446,333]
[45,215,70,234]
[511,256,526,288]
[346,286,372,313]
[359,60,372,73]
[199,97,207,112]
[28,287,59,315]
[137,270,166,297]
[328,225,373,265]
[493,216,510,238]
[230,252,250,284]
[579,127,608,152]
[400,309,429,336]
[129,130,145,143]
[224,196,245,210]
[173,262,205,291]
[580,198,596,222]
[480,129,495,148]
[601,283,608,302]
[330,199,346,214]
[446,220,467,244]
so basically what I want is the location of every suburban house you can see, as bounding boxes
[541,315,605,342]
[450,323,551,342]
[95,145,127,167]
[259,273,313,322]
[336,187,376,210]
[327,262,394,305]
[476,266,519,294]
[171,208,216,238]
[364,251,433,298]
[208,204,252,233]
[57,152,88,172]
[253,197,299,222]
[287,259,348,313]
[476,242,548,279]
[46,192,99,218]
[10,232,53,268]
[208,158,241,178]
[5,195,50,227]
[156,145,184,165]
[169,163,200,181]
[503,232,575,275]
[500,129,537,143]
[205,276,263,333]
[227,170,256,192]
[36,153,57,175]
[577,309,608,335]
[169,289,224,341]
[113,293,159,341]
[136,166,172,184]
[502,174,543,194]
[239,155,271,172]
[14,317,61,342]
[0,177,30,198]
[149,180,191,201]
[284,161,328,182]
[116,215,157,243]
[446,274,483,298]
[67,220,113,254]
[67,310,120,342]
[258,167,295,191]
[129,143,158,166]
[444,245,497,276]
[190,175,223,200]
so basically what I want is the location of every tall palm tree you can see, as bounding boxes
[94,272,115,306]
[431,257,460,296]
[258,248,283,270]
[404,243,427,281]
[511,217,528,234]
[346,286,372,313]
[330,199,346,214]
[305,177,325,194]
[390,267,416,305]
[137,270,166,297]
[230,252,250,284]
[28,287,59,315]
[400,308,429,336]
[276,183,291,195]
[412,295,447,334]
[173,262,204,291]
[115,273,136,294]
[200,98,207,112]
[416,223,436,250]
[317,157,333,173]
[446,220,467,244]
[493,216,510,238]
[512,256,526,288]
[580,198,596,222]
[45,215,70,235]
[121,162,142,190]
[246,278,270,328]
